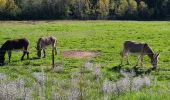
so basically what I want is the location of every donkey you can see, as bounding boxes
[0,38,29,65]
[120,41,159,69]
[37,36,57,58]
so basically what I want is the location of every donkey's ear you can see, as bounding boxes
[155,53,160,58]
[156,50,160,57]
[144,43,148,47]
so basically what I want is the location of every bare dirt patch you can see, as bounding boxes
[62,50,97,58]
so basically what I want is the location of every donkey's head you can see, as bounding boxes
[0,48,5,65]
[151,53,160,68]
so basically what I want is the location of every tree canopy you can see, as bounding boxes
[0,0,170,20]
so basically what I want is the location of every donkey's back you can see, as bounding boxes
[123,41,147,53]
[38,36,56,46]
[1,38,29,50]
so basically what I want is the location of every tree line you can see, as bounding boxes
[0,0,170,20]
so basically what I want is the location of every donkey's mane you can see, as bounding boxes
[1,40,9,50]
[144,44,154,59]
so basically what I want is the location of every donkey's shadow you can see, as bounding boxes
[109,64,152,76]
[131,66,152,76]
[29,57,40,60]
[6,57,40,63]
[108,64,122,72]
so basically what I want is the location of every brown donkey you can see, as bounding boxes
[120,41,159,69]
[0,38,29,65]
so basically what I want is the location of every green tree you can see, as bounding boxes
[162,0,170,18]
[0,0,6,19]
[82,0,91,19]
[115,0,129,18]
[95,0,109,19]
[126,0,137,19]
[70,0,91,19]
[0,0,6,12]
[108,0,115,19]
[56,0,72,19]
[138,1,152,19]
[0,0,6,9]
[0,0,19,19]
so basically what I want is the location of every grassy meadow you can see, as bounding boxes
[0,21,170,99]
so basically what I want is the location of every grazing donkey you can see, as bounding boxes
[0,38,29,65]
[37,36,57,58]
[120,41,159,69]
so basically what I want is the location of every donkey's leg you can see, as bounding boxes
[8,51,12,62]
[43,49,46,58]
[27,51,29,59]
[121,49,129,65]
[126,54,130,65]
[53,43,57,55]
[24,46,29,59]
[21,51,27,60]
[54,47,57,55]
[136,55,141,66]
[140,55,144,67]
[120,50,124,65]
[121,49,130,65]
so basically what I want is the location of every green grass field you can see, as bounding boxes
[0,21,170,99]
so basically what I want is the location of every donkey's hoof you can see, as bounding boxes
[151,67,156,70]
[0,63,4,66]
